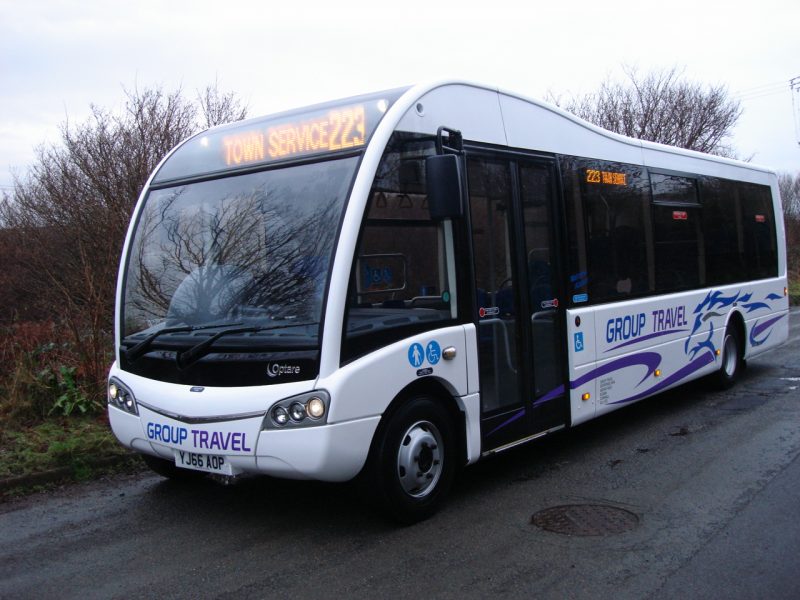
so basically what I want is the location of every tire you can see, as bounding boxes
[714,325,744,389]
[367,396,457,524]
[141,453,205,481]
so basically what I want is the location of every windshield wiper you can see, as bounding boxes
[175,321,318,370]
[125,322,243,362]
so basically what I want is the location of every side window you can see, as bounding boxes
[702,177,745,286]
[651,173,704,293]
[560,157,652,305]
[342,133,456,363]
[741,183,778,279]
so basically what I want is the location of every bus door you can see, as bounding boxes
[467,154,567,452]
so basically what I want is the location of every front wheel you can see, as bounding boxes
[713,326,744,389]
[367,396,457,524]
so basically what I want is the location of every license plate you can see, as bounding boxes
[174,450,234,475]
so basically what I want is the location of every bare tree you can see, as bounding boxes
[549,66,743,157]
[0,83,248,389]
[780,171,800,277]
[197,81,248,128]
[779,172,800,217]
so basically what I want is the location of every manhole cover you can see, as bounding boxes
[531,504,639,536]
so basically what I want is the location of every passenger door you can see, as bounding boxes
[467,154,567,453]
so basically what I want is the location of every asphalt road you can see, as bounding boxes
[2,309,799,599]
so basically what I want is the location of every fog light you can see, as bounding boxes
[272,406,289,426]
[306,397,325,419]
[289,402,306,422]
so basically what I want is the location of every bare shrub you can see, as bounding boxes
[0,84,248,411]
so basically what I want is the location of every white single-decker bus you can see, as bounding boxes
[108,81,789,522]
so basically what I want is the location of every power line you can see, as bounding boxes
[734,79,788,95]
[733,81,789,102]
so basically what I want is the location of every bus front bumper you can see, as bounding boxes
[109,405,380,482]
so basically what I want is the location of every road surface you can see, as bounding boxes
[1,309,799,599]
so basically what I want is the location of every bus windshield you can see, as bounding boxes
[122,156,358,348]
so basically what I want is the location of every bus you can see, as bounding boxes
[108,81,789,523]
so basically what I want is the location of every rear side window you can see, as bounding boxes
[740,183,778,280]
[702,177,745,286]
[651,172,704,292]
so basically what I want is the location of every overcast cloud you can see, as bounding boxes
[1,0,798,192]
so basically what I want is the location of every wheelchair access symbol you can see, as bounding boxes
[408,340,441,367]
[425,341,441,365]
[574,332,584,352]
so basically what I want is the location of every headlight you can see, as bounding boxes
[263,390,330,429]
[289,402,306,422]
[306,396,325,419]
[107,377,138,415]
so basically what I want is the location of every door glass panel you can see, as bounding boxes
[520,162,563,399]
[468,158,521,413]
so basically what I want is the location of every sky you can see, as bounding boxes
[1,0,799,193]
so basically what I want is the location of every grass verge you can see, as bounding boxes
[0,416,143,499]
[789,279,800,306]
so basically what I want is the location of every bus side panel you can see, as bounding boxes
[321,325,470,424]
[743,288,790,359]
[571,281,787,420]
[566,308,597,426]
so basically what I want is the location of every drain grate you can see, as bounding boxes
[531,504,639,536]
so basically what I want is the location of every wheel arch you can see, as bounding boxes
[725,309,747,362]
[366,377,467,470]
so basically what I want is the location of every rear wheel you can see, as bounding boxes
[714,325,744,389]
[368,396,456,524]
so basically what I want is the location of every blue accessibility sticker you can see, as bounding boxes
[426,341,441,365]
[574,332,584,352]
[408,343,425,368]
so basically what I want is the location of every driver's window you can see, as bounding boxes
[341,132,456,364]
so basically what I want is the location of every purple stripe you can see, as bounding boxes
[750,313,786,347]
[752,314,785,338]
[609,351,715,405]
[608,328,688,352]
[572,352,662,389]
[535,384,565,405]
[486,408,525,436]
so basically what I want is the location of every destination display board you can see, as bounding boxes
[153,88,407,184]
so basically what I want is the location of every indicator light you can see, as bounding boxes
[655,369,662,377]
[272,406,289,426]
[581,392,591,401]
